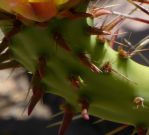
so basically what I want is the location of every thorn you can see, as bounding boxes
[27,55,47,115]
[112,68,137,84]
[129,37,149,57]
[53,32,71,52]
[103,16,124,32]
[58,105,74,135]
[103,4,121,9]
[101,61,137,84]
[22,73,34,116]
[28,58,45,116]
[112,11,149,24]
[87,26,111,35]
[70,10,93,18]
[89,8,112,17]
[110,29,119,48]
[132,0,149,4]
[47,114,82,128]
[130,48,149,57]
[0,20,22,54]
[113,41,129,47]
[6,67,16,80]
[131,128,137,135]
[123,36,149,65]
[0,49,11,63]
[92,119,104,124]
[58,10,92,19]
[49,111,64,120]
[0,60,20,70]
[128,0,149,15]
[38,56,46,78]
[105,125,129,135]
[28,86,44,116]
[78,53,101,73]
[90,7,149,24]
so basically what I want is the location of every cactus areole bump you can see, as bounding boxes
[0,0,149,134]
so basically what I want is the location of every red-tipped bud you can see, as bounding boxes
[79,98,90,120]
[81,108,90,120]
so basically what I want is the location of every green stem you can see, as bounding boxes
[1,0,149,128]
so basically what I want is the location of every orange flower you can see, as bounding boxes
[0,0,57,22]
[29,0,57,21]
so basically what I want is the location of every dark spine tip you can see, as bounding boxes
[0,20,22,54]
[59,10,93,19]
[69,10,93,18]
[58,106,74,135]
[28,97,36,116]
[28,92,39,116]
[28,88,44,116]
[28,56,45,116]
[0,61,20,70]
[38,56,46,78]
[87,26,111,35]
[78,53,101,73]
[53,32,71,52]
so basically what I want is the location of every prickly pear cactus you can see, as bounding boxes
[0,0,149,134]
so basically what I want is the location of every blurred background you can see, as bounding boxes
[0,0,148,135]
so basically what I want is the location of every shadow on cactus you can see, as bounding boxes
[0,0,149,135]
